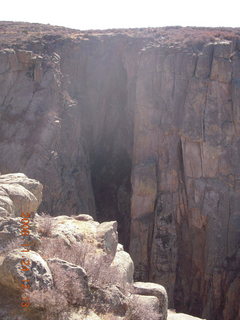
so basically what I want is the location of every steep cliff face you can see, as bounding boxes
[129,41,240,320]
[0,22,240,320]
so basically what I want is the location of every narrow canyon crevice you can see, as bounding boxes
[90,140,133,249]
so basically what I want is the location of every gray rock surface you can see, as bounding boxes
[133,282,168,320]
[0,249,53,291]
[127,294,160,320]
[0,173,42,217]
[96,221,118,261]
[0,216,40,252]
[110,244,134,286]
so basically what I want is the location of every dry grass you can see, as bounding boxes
[37,213,53,237]
[125,294,160,320]
[38,237,120,288]
[1,21,240,51]
[28,288,69,320]
[28,262,88,319]
[50,263,87,306]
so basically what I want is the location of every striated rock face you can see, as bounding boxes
[0,22,240,319]
[129,39,240,320]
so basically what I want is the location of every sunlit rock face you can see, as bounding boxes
[0,22,240,319]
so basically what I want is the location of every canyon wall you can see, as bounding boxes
[0,22,240,319]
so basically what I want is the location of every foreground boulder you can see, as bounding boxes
[0,249,53,291]
[0,216,40,252]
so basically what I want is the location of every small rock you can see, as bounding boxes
[74,214,94,221]
[111,248,134,287]
[133,282,168,320]
[96,221,118,262]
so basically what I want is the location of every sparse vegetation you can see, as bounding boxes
[28,261,90,319]
[125,294,160,320]
[0,213,164,320]
[1,21,240,51]
[37,213,53,237]
[38,236,121,288]
[28,288,69,320]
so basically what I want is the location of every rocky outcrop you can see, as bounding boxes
[0,172,168,319]
[0,23,240,319]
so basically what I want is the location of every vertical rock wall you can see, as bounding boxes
[129,40,240,319]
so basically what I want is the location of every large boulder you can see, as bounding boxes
[0,216,40,252]
[0,249,53,291]
[133,282,168,320]
[0,173,42,217]
[44,215,99,245]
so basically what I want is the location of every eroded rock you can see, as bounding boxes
[110,244,134,286]
[0,173,42,217]
[0,249,53,291]
[96,221,118,261]
[133,282,168,320]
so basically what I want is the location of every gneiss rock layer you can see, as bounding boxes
[0,22,240,319]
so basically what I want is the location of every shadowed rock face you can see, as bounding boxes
[0,22,240,319]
